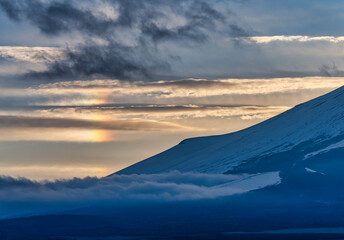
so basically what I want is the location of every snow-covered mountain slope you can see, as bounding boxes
[117,86,344,174]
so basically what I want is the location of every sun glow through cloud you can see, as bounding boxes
[89,129,112,142]
[87,91,113,142]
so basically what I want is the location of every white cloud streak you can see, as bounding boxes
[241,35,344,44]
[41,105,289,121]
[0,46,64,63]
[32,77,344,101]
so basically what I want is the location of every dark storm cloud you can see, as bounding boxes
[0,0,21,20]
[0,0,112,36]
[319,63,344,77]
[26,43,163,80]
[0,0,231,40]
[0,115,185,131]
[0,0,247,80]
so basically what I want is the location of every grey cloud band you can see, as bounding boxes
[0,0,247,81]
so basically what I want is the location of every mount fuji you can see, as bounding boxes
[3,86,344,239]
[118,85,344,176]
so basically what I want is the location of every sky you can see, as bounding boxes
[0,0,343,180]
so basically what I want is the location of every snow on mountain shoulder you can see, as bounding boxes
[117,85,344,175]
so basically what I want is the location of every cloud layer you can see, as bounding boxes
[0,77,340,142]
[0,115,188,131]
[242,35,344,44]
[0,46,63,63]
[36,77,343,97]
[0,171,280,218]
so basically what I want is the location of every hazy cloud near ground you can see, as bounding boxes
[0,171,280,218]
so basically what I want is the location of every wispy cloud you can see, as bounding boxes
[0,104,288,143]
[241,35,344,44]
[0,46,63,63]
[0,77,340,142]
[41,105,289,121]
[1,77,340,109]
[0,115,189,131]
[34,77,344,100]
